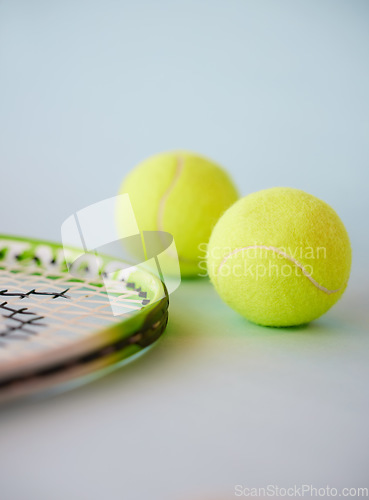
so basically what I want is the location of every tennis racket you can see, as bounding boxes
[0,235,169,402]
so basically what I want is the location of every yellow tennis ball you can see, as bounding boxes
[118,151,239,277]
[207,187,352,326]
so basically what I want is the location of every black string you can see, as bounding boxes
[0,288,70,300]
[0,288,70,338]
[0,302,45,337]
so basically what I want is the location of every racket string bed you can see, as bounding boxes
[0,264,149,360]
[0,237,169,401]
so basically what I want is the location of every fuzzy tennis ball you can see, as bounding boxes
[118,151,239,277]
[207,187,351,327]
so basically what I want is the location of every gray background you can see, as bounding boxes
[0,1,368,499]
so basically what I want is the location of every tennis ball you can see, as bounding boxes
[207,187,351,327]
[118,151,239,277]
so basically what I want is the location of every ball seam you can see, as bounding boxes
[157,155,184,232]
[217,245,345,295]
[156,154,198,267]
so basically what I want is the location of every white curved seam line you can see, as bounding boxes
[218,245,342,295]
[157,155,192,263]
[158,155,184,232]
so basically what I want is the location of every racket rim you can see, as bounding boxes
[0,234,169,380]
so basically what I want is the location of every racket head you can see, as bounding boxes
[0,235,169,401]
